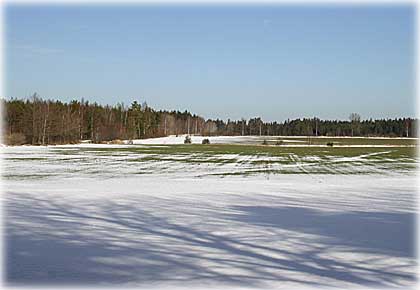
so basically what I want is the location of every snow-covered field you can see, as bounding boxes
[2,141,418,289]
[127,135,418,146]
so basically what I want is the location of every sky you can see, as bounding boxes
[5,4,415,121]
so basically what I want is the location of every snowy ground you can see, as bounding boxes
[2,141,418,289]
[126,135,418,146]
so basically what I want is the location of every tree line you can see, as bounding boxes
[1,94,417,145]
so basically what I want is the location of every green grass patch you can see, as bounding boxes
[58,143,418,161]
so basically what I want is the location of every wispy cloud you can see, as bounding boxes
[263,19,272,27]
[14,45,64,55]
[71,24,89,32]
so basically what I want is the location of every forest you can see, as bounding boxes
[1,94,418,145]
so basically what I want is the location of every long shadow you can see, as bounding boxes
[6,194,319,287]
[4,193,417,288]
[227,205,416,258]
[6,203,255,286]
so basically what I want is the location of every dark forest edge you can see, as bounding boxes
[1,94,418,145]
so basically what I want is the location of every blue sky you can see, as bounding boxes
[5,4,415,121]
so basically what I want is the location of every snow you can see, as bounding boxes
[123,135,416,147]
[128,135,252,145]
[2,145,418,289]
[2,145,414,179]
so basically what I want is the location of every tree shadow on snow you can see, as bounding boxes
[4,193,417,288]
[227,205,416,258]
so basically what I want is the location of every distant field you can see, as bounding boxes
[3,142,418,179]
[255,136,418,146]
[130,135,419,146]
[99,143,418,157]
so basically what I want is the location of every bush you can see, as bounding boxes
[184,135,192,144]
[108,139,124,145]
[5,133,26,145]
[326,142,334,147]
[202,138,210,144]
